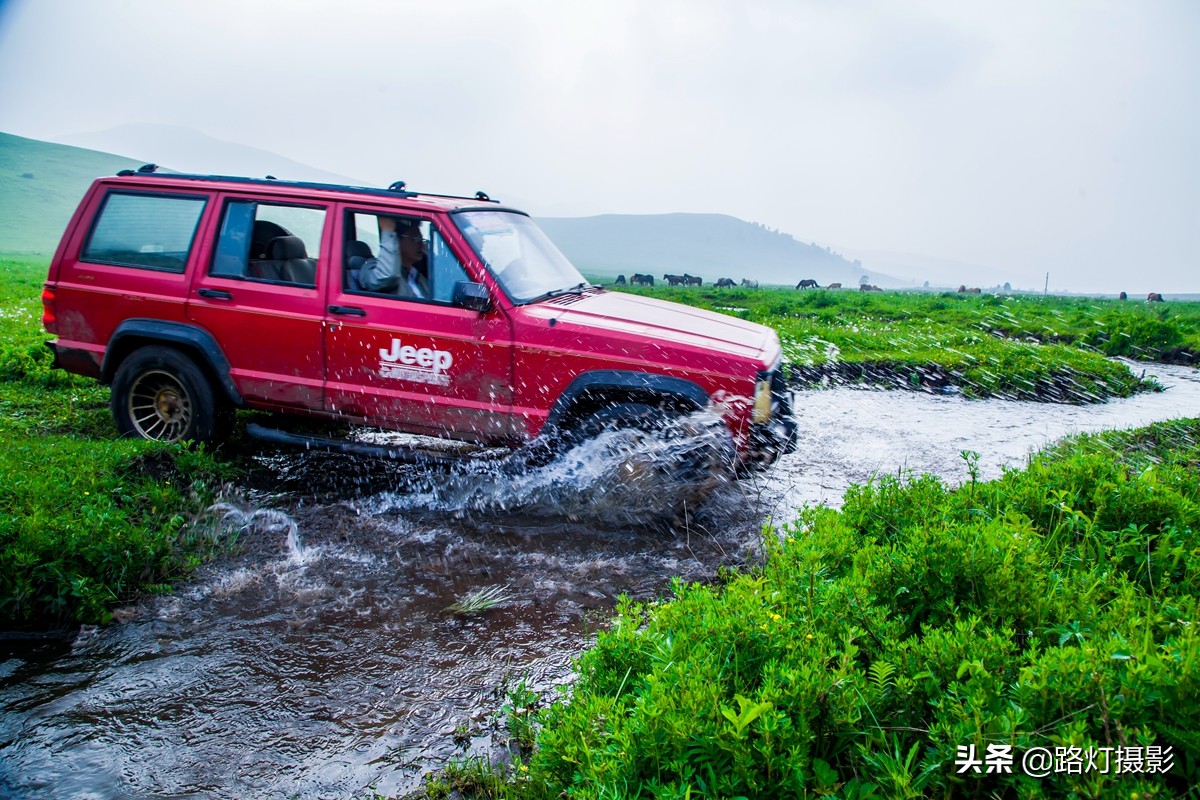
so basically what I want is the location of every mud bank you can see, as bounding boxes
[787,358,1169,403]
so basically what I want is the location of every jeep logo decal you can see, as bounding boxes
[378,338,453,386]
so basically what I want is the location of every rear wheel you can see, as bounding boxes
[111,346,223,444]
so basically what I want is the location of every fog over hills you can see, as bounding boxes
[840,248,1045,293]
[54,123,373,187]
[537,214,879,287]
[5,125,957,288]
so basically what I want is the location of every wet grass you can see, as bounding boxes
[616,284,1199,402]
[0,257,230,626]
[416,418,1200,798]
[446,584,516,615]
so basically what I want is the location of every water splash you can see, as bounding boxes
[358,410,736,528]
[205,503,310,563]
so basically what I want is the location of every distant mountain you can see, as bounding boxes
[3,130,910,289]
[0,131,144,253]
[53,123,374,187]
[536,213,888,287]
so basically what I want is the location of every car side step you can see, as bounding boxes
[246,423,462,465]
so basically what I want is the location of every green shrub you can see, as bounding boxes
[517,419,1200,798]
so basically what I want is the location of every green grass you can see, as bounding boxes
[614,284,1199,402]
[0,130,142,254]
[1,257,228,626]
[430,419,1200,798]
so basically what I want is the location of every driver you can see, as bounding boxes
[358,217,430,298]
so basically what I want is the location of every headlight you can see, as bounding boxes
[752,378,773,424]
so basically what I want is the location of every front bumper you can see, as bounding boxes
[745,366,798,468]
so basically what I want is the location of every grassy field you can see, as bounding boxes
[0,256,228,626]
[610,283,1199,403]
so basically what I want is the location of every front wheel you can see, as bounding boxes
[110,346,222,444]
[573,402,671,441]
[575,402,736,487]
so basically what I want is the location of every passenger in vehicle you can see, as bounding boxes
[357,217,430,298]
[344,239,373,291]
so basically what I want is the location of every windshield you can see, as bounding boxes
[454,210,588,304]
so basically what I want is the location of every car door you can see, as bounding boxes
[186,194,329,410]
[323,207,517,442]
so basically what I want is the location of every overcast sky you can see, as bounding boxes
[1,0,1196,293]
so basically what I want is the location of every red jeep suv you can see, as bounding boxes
[42,167,797,471]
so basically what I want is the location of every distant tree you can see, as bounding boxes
[924,280,930,289]
[853,259,862,268]
[1003,282,1012,292]
[860,274,870,285]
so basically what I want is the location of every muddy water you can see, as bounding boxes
[1,362,1197,799]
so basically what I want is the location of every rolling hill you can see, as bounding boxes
[0,132,143,253]
[1,130,894,286]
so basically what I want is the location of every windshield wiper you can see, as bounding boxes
[525,282,593,304]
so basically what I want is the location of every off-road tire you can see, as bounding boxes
[110,345,222,444]
[574,402,672,440]
[578,402,735,485]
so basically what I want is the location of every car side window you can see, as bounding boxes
[211,200,325,286]
[343,212,470,303]
[427,227,471,303]
[82,192,207,273]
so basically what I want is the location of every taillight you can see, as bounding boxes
[41,286,57,334]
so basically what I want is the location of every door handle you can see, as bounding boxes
[197,288,234,299]
[328,305,367,316]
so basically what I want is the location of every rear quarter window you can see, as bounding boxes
[82,192,207,272]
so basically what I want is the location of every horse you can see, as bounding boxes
[859,284,881,292]
[663,274,686,286]
[714,278,735,288]
[741,278,759,289]
[630,273,654,286]
[1147,292,1164,302]
[796,279,819,289]
[827,282,842,289]
[615,274,626,286]
[683,274,703,286]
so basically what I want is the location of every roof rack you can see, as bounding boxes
[112,165,501,205]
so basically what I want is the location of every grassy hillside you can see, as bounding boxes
[0,131,143,253]
[538,213,873,288]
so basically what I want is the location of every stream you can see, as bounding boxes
[1,361,1197,799]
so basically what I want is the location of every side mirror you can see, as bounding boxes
[453,281,492,312]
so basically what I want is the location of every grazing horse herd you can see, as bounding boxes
[612,276,1170,303]
[615,274,857,290]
